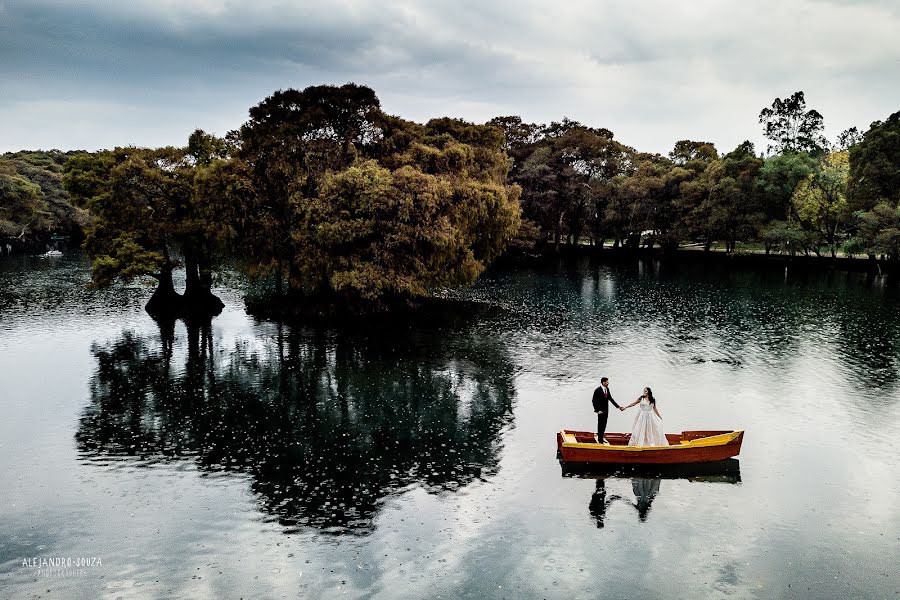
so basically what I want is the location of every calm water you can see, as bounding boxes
[1,253,899,599]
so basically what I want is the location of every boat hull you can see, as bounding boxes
[557,429,744,465]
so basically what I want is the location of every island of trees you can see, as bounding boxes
[1,85,898,319]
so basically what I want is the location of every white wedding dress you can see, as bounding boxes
[628,399,669,446]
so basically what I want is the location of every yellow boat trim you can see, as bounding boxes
[560,430,742,451]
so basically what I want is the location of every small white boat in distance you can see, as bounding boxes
[41,250,63,257]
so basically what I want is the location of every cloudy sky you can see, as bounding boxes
[1,0,898,155]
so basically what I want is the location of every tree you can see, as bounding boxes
[680,142,764,252]
[761,220,814,256]
[792,151,850,257]
[854,202,900,259]
[615,155,679,248]
[509,124,632,248]
[755,152,818,221]
[669,140,717,165]
[847,111,900,213]
[63,132,230,318]
[663,141,718,247]
[836,126,865,151]
[287,118,521,307]
[759,91,827,155]
[65,148,183,314]
[486,116,544,152]
[236,84,384,294]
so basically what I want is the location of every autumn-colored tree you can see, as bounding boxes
[235,84,383,292]
[792,151,850,257]
[287,117,521,305]
[63,131,230,318]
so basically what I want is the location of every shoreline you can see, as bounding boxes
[523,242,898,276]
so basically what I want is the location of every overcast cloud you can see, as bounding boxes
[1,0,898,154]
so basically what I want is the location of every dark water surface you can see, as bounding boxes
[1,254,899,599]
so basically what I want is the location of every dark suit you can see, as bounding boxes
[592,385,621,442]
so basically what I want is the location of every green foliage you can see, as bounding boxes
[89,236,165,287]
[0,173,48,237]
[66,148,176,286]
[847,111,900,213]
[289,129,520,302]
[854,202,900,258]
[504,121,632,246]
[231,85,520,306]
[235,84,385,285]
[669,140,717,165]
[680,142,764,252]
[64,133,231,305]
[294,161,497,300]
[836,127,865,151]
[761,220,815,256]
[0,150,89,240]
[487,116,544,151]
[755,152,818,221]
[841,236,866,258]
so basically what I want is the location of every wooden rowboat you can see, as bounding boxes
[557,429,744,465]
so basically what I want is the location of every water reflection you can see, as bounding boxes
[572,460,742,528]
[473,257,900,394]
[76,319,516,535]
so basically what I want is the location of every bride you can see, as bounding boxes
[623,387,669,446]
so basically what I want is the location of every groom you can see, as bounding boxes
[592,376,623,443]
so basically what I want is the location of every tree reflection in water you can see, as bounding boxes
[76,319,516,535]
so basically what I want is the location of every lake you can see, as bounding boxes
[1,253,899,599]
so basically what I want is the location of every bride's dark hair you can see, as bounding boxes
[645,387,656,405]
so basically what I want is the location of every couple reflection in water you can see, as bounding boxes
[580,462,741,528]
[588,478,661,528]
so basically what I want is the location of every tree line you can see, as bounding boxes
[495,91,899,260]
[1,85,897,318]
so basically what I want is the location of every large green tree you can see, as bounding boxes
[231,86,521,308]
[847,111,900,213]
[755,152,818,222]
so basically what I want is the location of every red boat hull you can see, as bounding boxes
[557,430,744,465]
